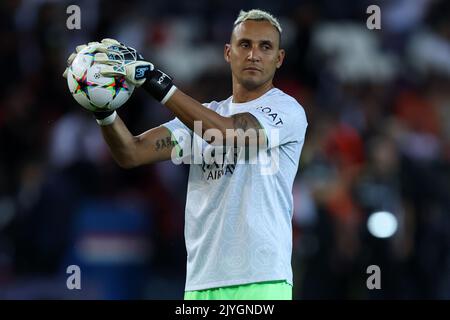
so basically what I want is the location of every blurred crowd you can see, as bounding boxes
[0,0,449,299]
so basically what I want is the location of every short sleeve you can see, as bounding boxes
[162,102,221,160]
[162,117,193,162]
[245,99,308,149]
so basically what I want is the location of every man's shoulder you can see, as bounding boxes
[264,88,307,121]
[203,97,232,112]
[267,88,300,106]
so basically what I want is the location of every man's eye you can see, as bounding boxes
[262,45,271,50]
[241,43,249,48]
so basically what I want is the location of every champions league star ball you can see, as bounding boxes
[66,44,134,112]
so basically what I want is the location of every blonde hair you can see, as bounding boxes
[233,9,283,34]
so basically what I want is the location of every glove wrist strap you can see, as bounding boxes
[94,110,117,126]
[161,85,177,104]
[142,69,176,104]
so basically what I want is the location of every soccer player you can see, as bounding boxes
[64,9,308,300]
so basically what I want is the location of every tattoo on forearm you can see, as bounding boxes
[155,136,175,151]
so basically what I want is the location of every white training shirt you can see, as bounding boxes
[163,88,308,291]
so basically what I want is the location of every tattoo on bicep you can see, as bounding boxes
[231,113,264,150]
[232,113,262,131]
[233,115,249,130]
[154,136,175,151]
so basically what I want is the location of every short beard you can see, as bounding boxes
[240,77,266,91]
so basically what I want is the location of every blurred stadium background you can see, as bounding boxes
[0,0,450,299]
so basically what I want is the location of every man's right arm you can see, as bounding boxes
[100,115,175,168]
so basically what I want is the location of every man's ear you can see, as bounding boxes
[224,44,231,63]
[276,49,285,69]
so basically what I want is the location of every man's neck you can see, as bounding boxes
[232,80,274,103]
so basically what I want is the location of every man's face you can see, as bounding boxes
[225,20,285,90]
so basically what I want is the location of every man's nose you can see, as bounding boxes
[247,47,261,62]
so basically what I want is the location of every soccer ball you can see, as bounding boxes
[66,44,135,112]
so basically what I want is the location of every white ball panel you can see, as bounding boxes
[109,86,134,109]
[88,87,114,109]
[71,54,93,77]
[86,63,114,86]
